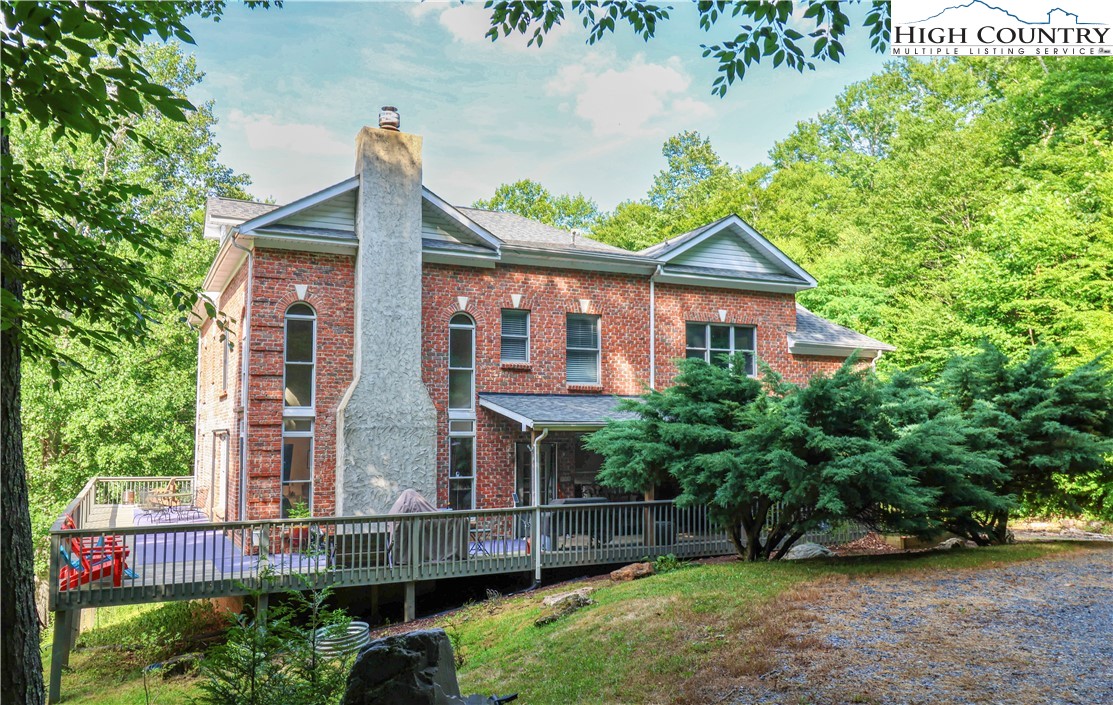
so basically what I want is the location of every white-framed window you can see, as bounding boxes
[685,322,757,375]
[566,314,601,384]
[500,309,530,363]
[281,418,313,518]
[284,303,316,414]
[448,419,475,510]
[221,337,231,393]
[448,313,475,412]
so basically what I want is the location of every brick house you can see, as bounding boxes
[192,115,893,522]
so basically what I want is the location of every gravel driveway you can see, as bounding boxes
[734,545,1113,705]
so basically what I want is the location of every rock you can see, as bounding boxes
[783,543,834,560]
[157,652,202,678]
[935,537,967,550]
[610,562,654,581]
[341,629,462,705]
[534,592,593,627]
[541,587,595,607]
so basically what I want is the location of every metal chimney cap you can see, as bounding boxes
[378,106,400,131]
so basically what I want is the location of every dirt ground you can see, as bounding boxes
[731,544,1113,705]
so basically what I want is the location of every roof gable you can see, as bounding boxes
[644,215,817,292]
[670,230,783,276]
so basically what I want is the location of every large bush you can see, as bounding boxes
[587,356,1008,559]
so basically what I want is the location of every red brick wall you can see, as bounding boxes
[195,260,248,521]
[243,248,355,520]
[210,254,856,518]
[421,263,653,508]
[653,283,847,386]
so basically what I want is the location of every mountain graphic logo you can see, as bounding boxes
[911,1,1105,25]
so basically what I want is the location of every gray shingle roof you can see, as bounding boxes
[458,208,633,255]
[794,305,895,351]
[638,215,731,257]
[479,393,640,427]
[206,197,279,222]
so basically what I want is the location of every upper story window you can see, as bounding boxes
[284,303,316,412]
[500,309,530,363]
[686,322,756,376]
[566,314,601,385]
[221,337,231,393]
[448,313,475,412]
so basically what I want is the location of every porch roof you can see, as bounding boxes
[478,393,640,430]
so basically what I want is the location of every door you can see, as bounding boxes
[515,441,558,506]
[210,431,228,519]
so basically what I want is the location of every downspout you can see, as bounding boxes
[649,270,659,389]
[530,426,550,583]
[231,230,253,521]
[192,328,203,495]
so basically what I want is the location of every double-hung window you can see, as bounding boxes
[685,322,757,375]
[500,309,529,363]
[566,314,601,384]
[448,419,475,510]
[281,419,313,517]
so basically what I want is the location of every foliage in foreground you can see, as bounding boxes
[938,345,1113,541]
[196,588,352,705]
[589,344,1113,558]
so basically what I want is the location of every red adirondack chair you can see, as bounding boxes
[58,538,131,591]
[61,514,123,549]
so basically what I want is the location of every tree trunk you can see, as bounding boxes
[990,509,1012,545]
[1,129,46,704]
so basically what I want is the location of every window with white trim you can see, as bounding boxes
[448,313,475,411]
[284,303,316,412]
[500,309,529,363]
[566,314,601,384]
[281,419,313,517]
[448,419,475,510]
[686,322,757,375]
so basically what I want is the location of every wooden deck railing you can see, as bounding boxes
[49,477,867,611]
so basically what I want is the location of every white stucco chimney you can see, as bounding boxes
[337,120,437,515]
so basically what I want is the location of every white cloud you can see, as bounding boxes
[416,1,569,50]
[545,54,714,138]
[226,109,350,156]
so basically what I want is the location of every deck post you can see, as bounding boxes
[404,581,416,622]
[49,610,73,704]
[65,608,82,663]
[530,427,549,583]
[256,592,269,626]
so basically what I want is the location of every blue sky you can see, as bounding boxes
[187,1,890,210]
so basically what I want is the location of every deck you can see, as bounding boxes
[47,476,867,702]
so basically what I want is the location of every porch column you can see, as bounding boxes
[531,427,549,583]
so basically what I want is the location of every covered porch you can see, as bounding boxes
[478,392,647,505]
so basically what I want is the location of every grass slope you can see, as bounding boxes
[450,543,1099,704]
[48,542,1099,704]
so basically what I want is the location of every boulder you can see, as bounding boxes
[342,629,517,705]
[610,562,654,581]
[935,537,970,550]
[340,629,462,705]
[534,592,593,627]
[783,543,834,560]
[541,587,595,607]
[158,652,202,678]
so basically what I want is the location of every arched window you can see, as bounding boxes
[447,313,475,510]
[448,313,474,412]
[282,302,316,518]
[284,303,316,411]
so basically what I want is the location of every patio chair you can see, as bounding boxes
[61,514,124,549]
[58,538,134,591]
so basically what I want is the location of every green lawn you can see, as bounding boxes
[451,542,1102,704]
[47,542,1100,704]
